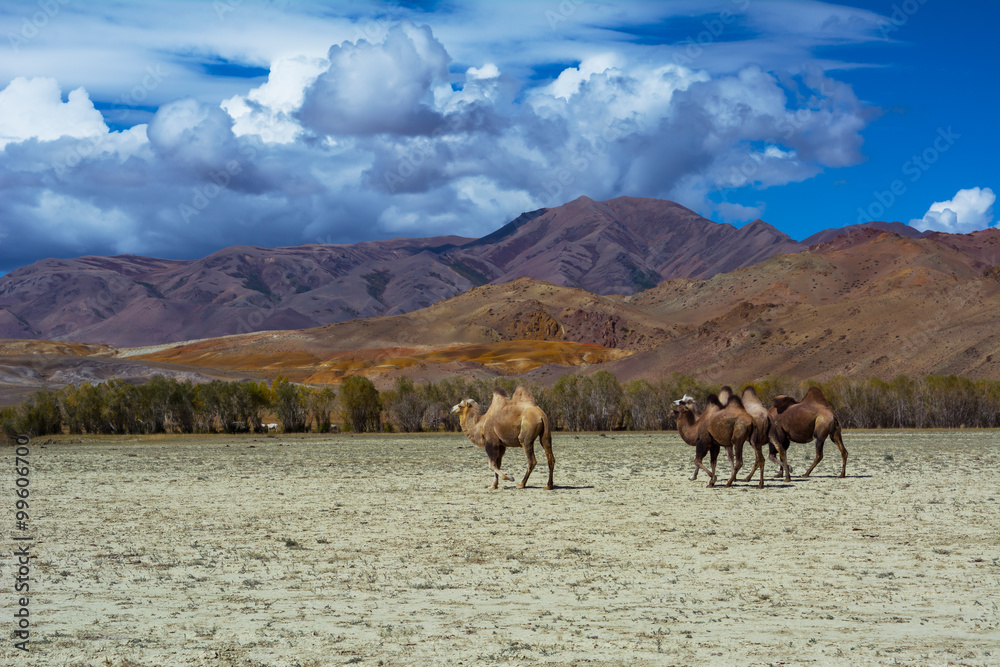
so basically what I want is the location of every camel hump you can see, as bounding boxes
[725,395,746,410]
[772,395,798,414]
[493,386,510,399]
[717,386,734,403]
[706,394,724,409]
[803,386,830,406]
[512,385,536,404]
[741,386,764,408]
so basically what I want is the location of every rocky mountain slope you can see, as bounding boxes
[0,196,804,346]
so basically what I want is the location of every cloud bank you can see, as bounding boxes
[0,2,890,272]
[910,187,996,234]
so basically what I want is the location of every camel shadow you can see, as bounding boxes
[506,484,594,491]
[802,474,872,479]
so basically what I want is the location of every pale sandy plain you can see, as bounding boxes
[2,430,998,666]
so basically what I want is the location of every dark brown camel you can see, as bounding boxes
[451,386,555,490]
[745,386,848,479]
[672,393,756,488]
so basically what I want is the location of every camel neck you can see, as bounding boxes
[460,411,485,449]
[676,412,699,444]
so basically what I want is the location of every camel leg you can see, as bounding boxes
[773,441,792,482]
[518,440,537,489]
[832,423,848,478]
[540,428,555,490]
[753,444,765,489]
[707,443,720,488]
[722,445,738,488]
[692,441,716,487]
[742,446,761,482]
[771,451,794,477]
[802,436,825,477]
[486,445,512,489]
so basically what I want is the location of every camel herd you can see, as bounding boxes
[673,385,847,489]
[452,384,847,490]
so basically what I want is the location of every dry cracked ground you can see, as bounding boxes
[2,430,998,666]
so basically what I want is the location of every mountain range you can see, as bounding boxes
[1,196,998,405]
[1,195,924,347]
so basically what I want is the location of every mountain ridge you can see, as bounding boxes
[1,195,986,348]
[2,226,998,405]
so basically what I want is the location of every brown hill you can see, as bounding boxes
[446,196,801,292]
[615,230,1000,383]
[799,220,927,246]
[0,237,478,347]
[0,196,803,346]
[124,227,1000,386]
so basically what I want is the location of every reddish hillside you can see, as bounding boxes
[616,231,1000,382]
[0,196,803,346]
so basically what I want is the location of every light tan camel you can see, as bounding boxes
[451,386,555,490]
[672,393,755,488]
[745,386,848,479]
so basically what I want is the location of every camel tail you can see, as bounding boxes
[541,413,554,454]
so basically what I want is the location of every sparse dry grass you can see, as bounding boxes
[3,430,997,665]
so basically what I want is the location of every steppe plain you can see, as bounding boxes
[3,430,997,666]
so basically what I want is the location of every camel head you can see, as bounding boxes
[671,394,697,416]
[771,395,798,415]
[451,398,479,418]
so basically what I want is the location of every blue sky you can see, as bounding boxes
[0,0,996,273]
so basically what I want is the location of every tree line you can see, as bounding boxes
[3,371,1000,439]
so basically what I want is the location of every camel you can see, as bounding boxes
[684,387,779,487]
[745,386,848,479]
[684,391,723,482]
[738,385,792,485]
[451,386,555,490]
[672,393,755,488]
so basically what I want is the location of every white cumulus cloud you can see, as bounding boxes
[297,21,451,136]
[0,77,108,150]
[910,187,996,234]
